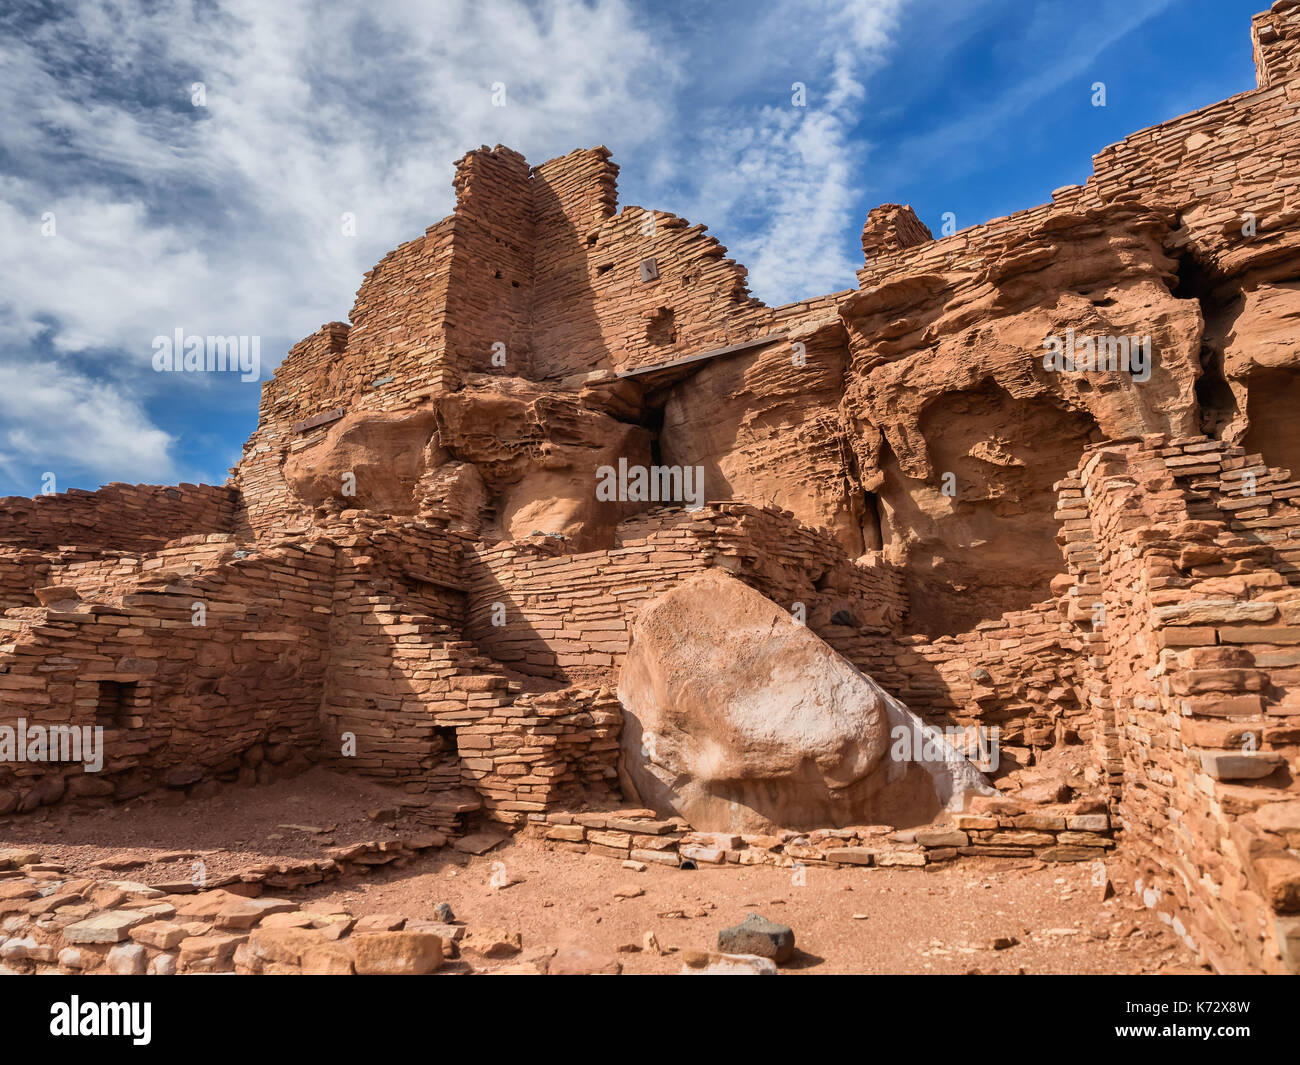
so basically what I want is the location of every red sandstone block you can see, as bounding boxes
[1158,626,1217,647]
[1220,626,1300,644]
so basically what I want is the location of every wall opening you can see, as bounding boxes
[861,489,885,551]
[645,307,676,346]
[1244,364,1300,476]
[95,681,138,729]
[430,726,461,790]
[1175,245,1243,439]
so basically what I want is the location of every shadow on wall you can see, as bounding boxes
[657,324,869,558]
[528,156,617,380]
[1244,364,1300,478]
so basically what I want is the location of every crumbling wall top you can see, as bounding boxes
[1253,0,1300,87]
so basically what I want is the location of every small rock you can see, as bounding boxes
[433,902,455,923]
[148,953,177,976]
[0,936,37,962]
[717,912,795,963]
[680,949,777,975]
[461,927,522,958]
[107,943,148,975]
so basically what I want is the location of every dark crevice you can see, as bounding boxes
[643,404,665,467]
[861,490,884,551]
[1172,241,1241,440]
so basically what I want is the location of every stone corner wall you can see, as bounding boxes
[1253,1,1300,89]
[0,482,241,554]
[1058,433,1300,973]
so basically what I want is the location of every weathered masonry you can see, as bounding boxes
[2,1,1299,975]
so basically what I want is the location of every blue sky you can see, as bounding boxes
[0,0,1268,497]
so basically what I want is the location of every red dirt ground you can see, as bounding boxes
[0,768,1204,975]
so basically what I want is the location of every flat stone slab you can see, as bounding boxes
[352,932,443,975]
[64,910,151,944]
[214,896,300,930]
[452,831,507,856]
[549,947,622,975]
[1199,750,1285,780]
[681,949,778,975]
[825,847,875,866]
[103,880,165,899]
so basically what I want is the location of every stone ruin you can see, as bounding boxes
[2,1,1300,976]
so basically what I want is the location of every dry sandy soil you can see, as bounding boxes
[0,769,1204,975]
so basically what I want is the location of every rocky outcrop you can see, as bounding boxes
[659,319,867,555]
[5,4,1300,978]
[840,205,1204,634]
[433,376,651,549]
[284,409,439,515]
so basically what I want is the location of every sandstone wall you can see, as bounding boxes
[1059,434,1300,973]
[831,600,1092,765]
[444,146,535,379]
[529,147,772,380]
[1255,1,1300,86]
[0,539,336,814]
[0,549,53,610]
[464,504,906,686]
[4,0,1299,978]
[231,144,834,542]
[0,483,240,552]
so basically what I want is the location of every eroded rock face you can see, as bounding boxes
[617,569,991,831]
[1209,279,1300,474]
[284,409,439,514]
[434,375,651,549]
[660,319,867,555]
[840,205,1204,634]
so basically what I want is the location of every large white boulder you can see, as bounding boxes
[617,569,992,831]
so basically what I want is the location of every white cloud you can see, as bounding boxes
[0,0,913,491]
[644,0,909,302]
[0,358,176,487]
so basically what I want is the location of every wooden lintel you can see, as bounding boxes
[615,332,786,379]
[292,406,347,434]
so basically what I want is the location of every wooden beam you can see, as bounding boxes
[615,332,786,379]
[292,406,346,434]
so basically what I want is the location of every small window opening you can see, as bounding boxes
[96,681,137,729]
